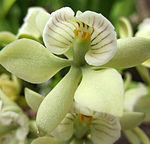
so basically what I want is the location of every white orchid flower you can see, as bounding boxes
[43,7,117,66]
[51,102,121,144]
[1,7,150,136]
[0,89,29,144]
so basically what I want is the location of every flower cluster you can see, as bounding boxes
[0,7,150,144]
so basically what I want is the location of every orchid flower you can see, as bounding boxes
[0,7,50,47]
[24,81,149,144]
[25,88,120,144]
[1,7,150,137]
[121,81,150,144]
[0,89,29,144]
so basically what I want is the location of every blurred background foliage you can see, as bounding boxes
[0,0,137,34]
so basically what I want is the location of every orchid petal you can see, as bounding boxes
[18,7,49,38]
[118,17,133,38]
[35,10,50,34]
[25,88,44,112]
[135,18,150,38]
[76,11,117,66]
[124,83,147,111]
[31,136,64,144]
[104,37,150,68]
[51,113,75,141]
[91,112,121,144]
[74,68,124,116]
[0,31,16,46]
[120,112,144,130]
[0,39,71,83]
[36,67,81,135]
[43,7,75,55]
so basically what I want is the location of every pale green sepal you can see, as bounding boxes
[0,31,16,46]
[143,59,150,68]
[118,17,133,38]
[31,136,66,144]
[0,89,21,113]
[74,68,124,116]
[120,112,144,130]
[0,39,71,83]
[134,97,150,122]
[25,88,44,112]
[124,83,147,111]
[103,37,150,68]
[36,67,81,135]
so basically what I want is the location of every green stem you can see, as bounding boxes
[124,130,141,144]
[136,65,150,85]
[133,127,150,144]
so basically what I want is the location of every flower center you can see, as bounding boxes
[74,29,91,40]
[72,26,91,67]
[78,114,93,123]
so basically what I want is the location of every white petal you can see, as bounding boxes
[43,7,75,55]
[51,112,75,141]
[76,11,117,66]
[0,111,29,140]
[18,7,48,38]
[135,18,150,38]
[124,83,148,111]
[91,112,121,144]
[74,68,124,116]
[75,102,94,116]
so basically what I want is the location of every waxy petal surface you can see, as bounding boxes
[0,39,71,83]
[74,68,124,116]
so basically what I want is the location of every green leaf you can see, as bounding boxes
[0,39,71,83]
[118,17,133,38]
[0,31,16,46]
[74,68,124,116]
[36,67,81,135]
[31,136,66,144]
[104,37,150,68]
[120,112,144,130]
[25,88,44,112]
[1,0,16,17]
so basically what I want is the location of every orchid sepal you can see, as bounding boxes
[0,39,72,83]
[103,37,150,68]
[36,66,81,135]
